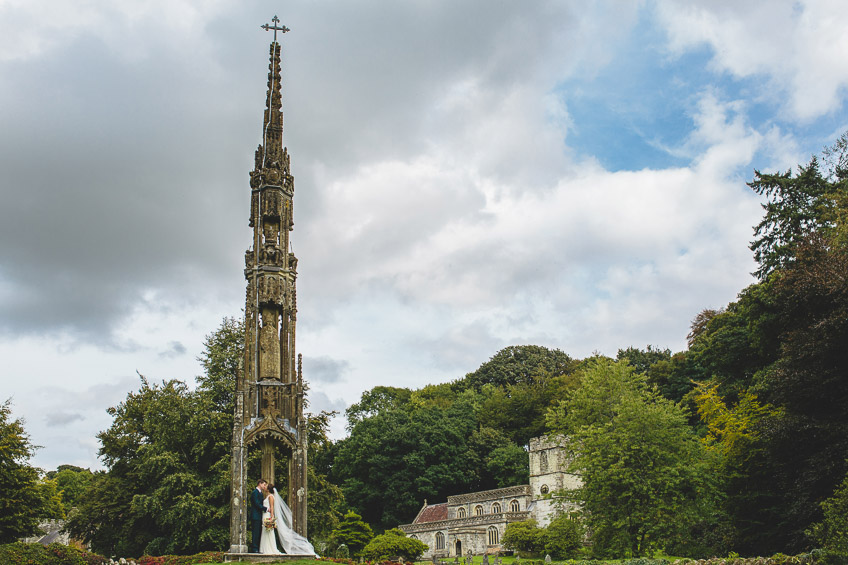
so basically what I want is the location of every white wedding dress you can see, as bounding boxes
[259,496,282,554]
[259,489,317,556]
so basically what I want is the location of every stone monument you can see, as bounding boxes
[229,16,308,554]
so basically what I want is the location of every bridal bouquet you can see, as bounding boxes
[263,516,277,530]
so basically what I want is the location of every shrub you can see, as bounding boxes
[335,543,350,559]
[362,528,427,562]
[503,520,546,555]
[331,512,374,558]
[542,515,582,560]
[0,542,108,565]
[136,551,224,564]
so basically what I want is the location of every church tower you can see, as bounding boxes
[528,435,580,526]
[230,17,308,553]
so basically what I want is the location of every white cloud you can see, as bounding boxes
[656,0,848,121]
[0,0,230,62]
[2,0,846,468]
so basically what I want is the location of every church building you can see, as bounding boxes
[399,436,580,558]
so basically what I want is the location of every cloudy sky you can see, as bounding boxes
[2,0,847,471]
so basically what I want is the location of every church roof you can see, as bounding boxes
[414,503,448,523]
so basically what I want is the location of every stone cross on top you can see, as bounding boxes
[261,15,290,42]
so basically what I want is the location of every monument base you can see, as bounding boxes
[224,553,316,563]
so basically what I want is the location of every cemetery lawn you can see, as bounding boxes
[413,555,686,564]
[196,561,319,565]
[194,556,687,565]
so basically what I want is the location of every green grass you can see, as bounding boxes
[195,554,689,565]
[413,554,687,564]
[195,561,318,565]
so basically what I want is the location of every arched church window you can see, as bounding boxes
[457,507,467,518]
[492,502,501,513]
[436,532,445,550]
[509,499,520,512]
[540,485,549,495]
[540,450,548,472]
[475,505,484,516]
[487,526,499,545]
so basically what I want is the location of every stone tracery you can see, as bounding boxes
[229,17,308,554]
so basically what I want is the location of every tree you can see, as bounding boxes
[616,345,671,376]
[330,511,374,557]
[616,346,696,405]
[543,514,582,560]
[68,316,349,555]
[749,157,834,279]
[67,318,242,556]
[693,383,782,554]
[547,359,719,558]
[753,235,848,552]
[345,386,412,430]
[362,528,427,562]
[808,468,848,558]
[480,372,579,446]
[0,400,54,543]
[196,316,243,412]
[306,410,347,544]
[502,520,545,555]
[49,465,94,509]
[333,399,477,531]
[503,515,581,559]
[459,345,575,390]
[66,376,232,556]
[686,281,781,401]
[485,444,529,489]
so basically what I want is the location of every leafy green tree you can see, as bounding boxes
[66,470,128,556]
[65,377,232,556]
[809,468,848,558]
[196,316,243,412]
[617,346,696,405]
[485,444,529,489]
[362,528,427,562]
[67,318,242,556]
[502,520,545,555]
[333,398,477,531]
[459,345,575,390]
[749,157,836,279]
[693,383,782,554]
[331,511,374,557]
[408,382,455,410]
[0,400,54,543]
[465,427,528,491]
[480,372,579,446]
[687,281,781,400]
[345,386,412,430]
[306,410,347,544]
[547,359,719,558]
[755,235,848,552]
[616,345,671,375]
[68,316,349,555]
[35,476,65,520]
[49,465,94,509]
[543,514,582,560]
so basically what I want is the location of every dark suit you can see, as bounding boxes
[249,488,265,553]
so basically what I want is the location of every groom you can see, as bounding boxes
[249,479,268,553]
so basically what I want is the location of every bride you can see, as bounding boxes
[259,483,317,555]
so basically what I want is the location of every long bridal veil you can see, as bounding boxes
[272,488,317,555]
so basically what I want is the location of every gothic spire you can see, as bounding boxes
[251,16,291,190]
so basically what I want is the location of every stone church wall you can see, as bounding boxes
[400,436,582,558]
